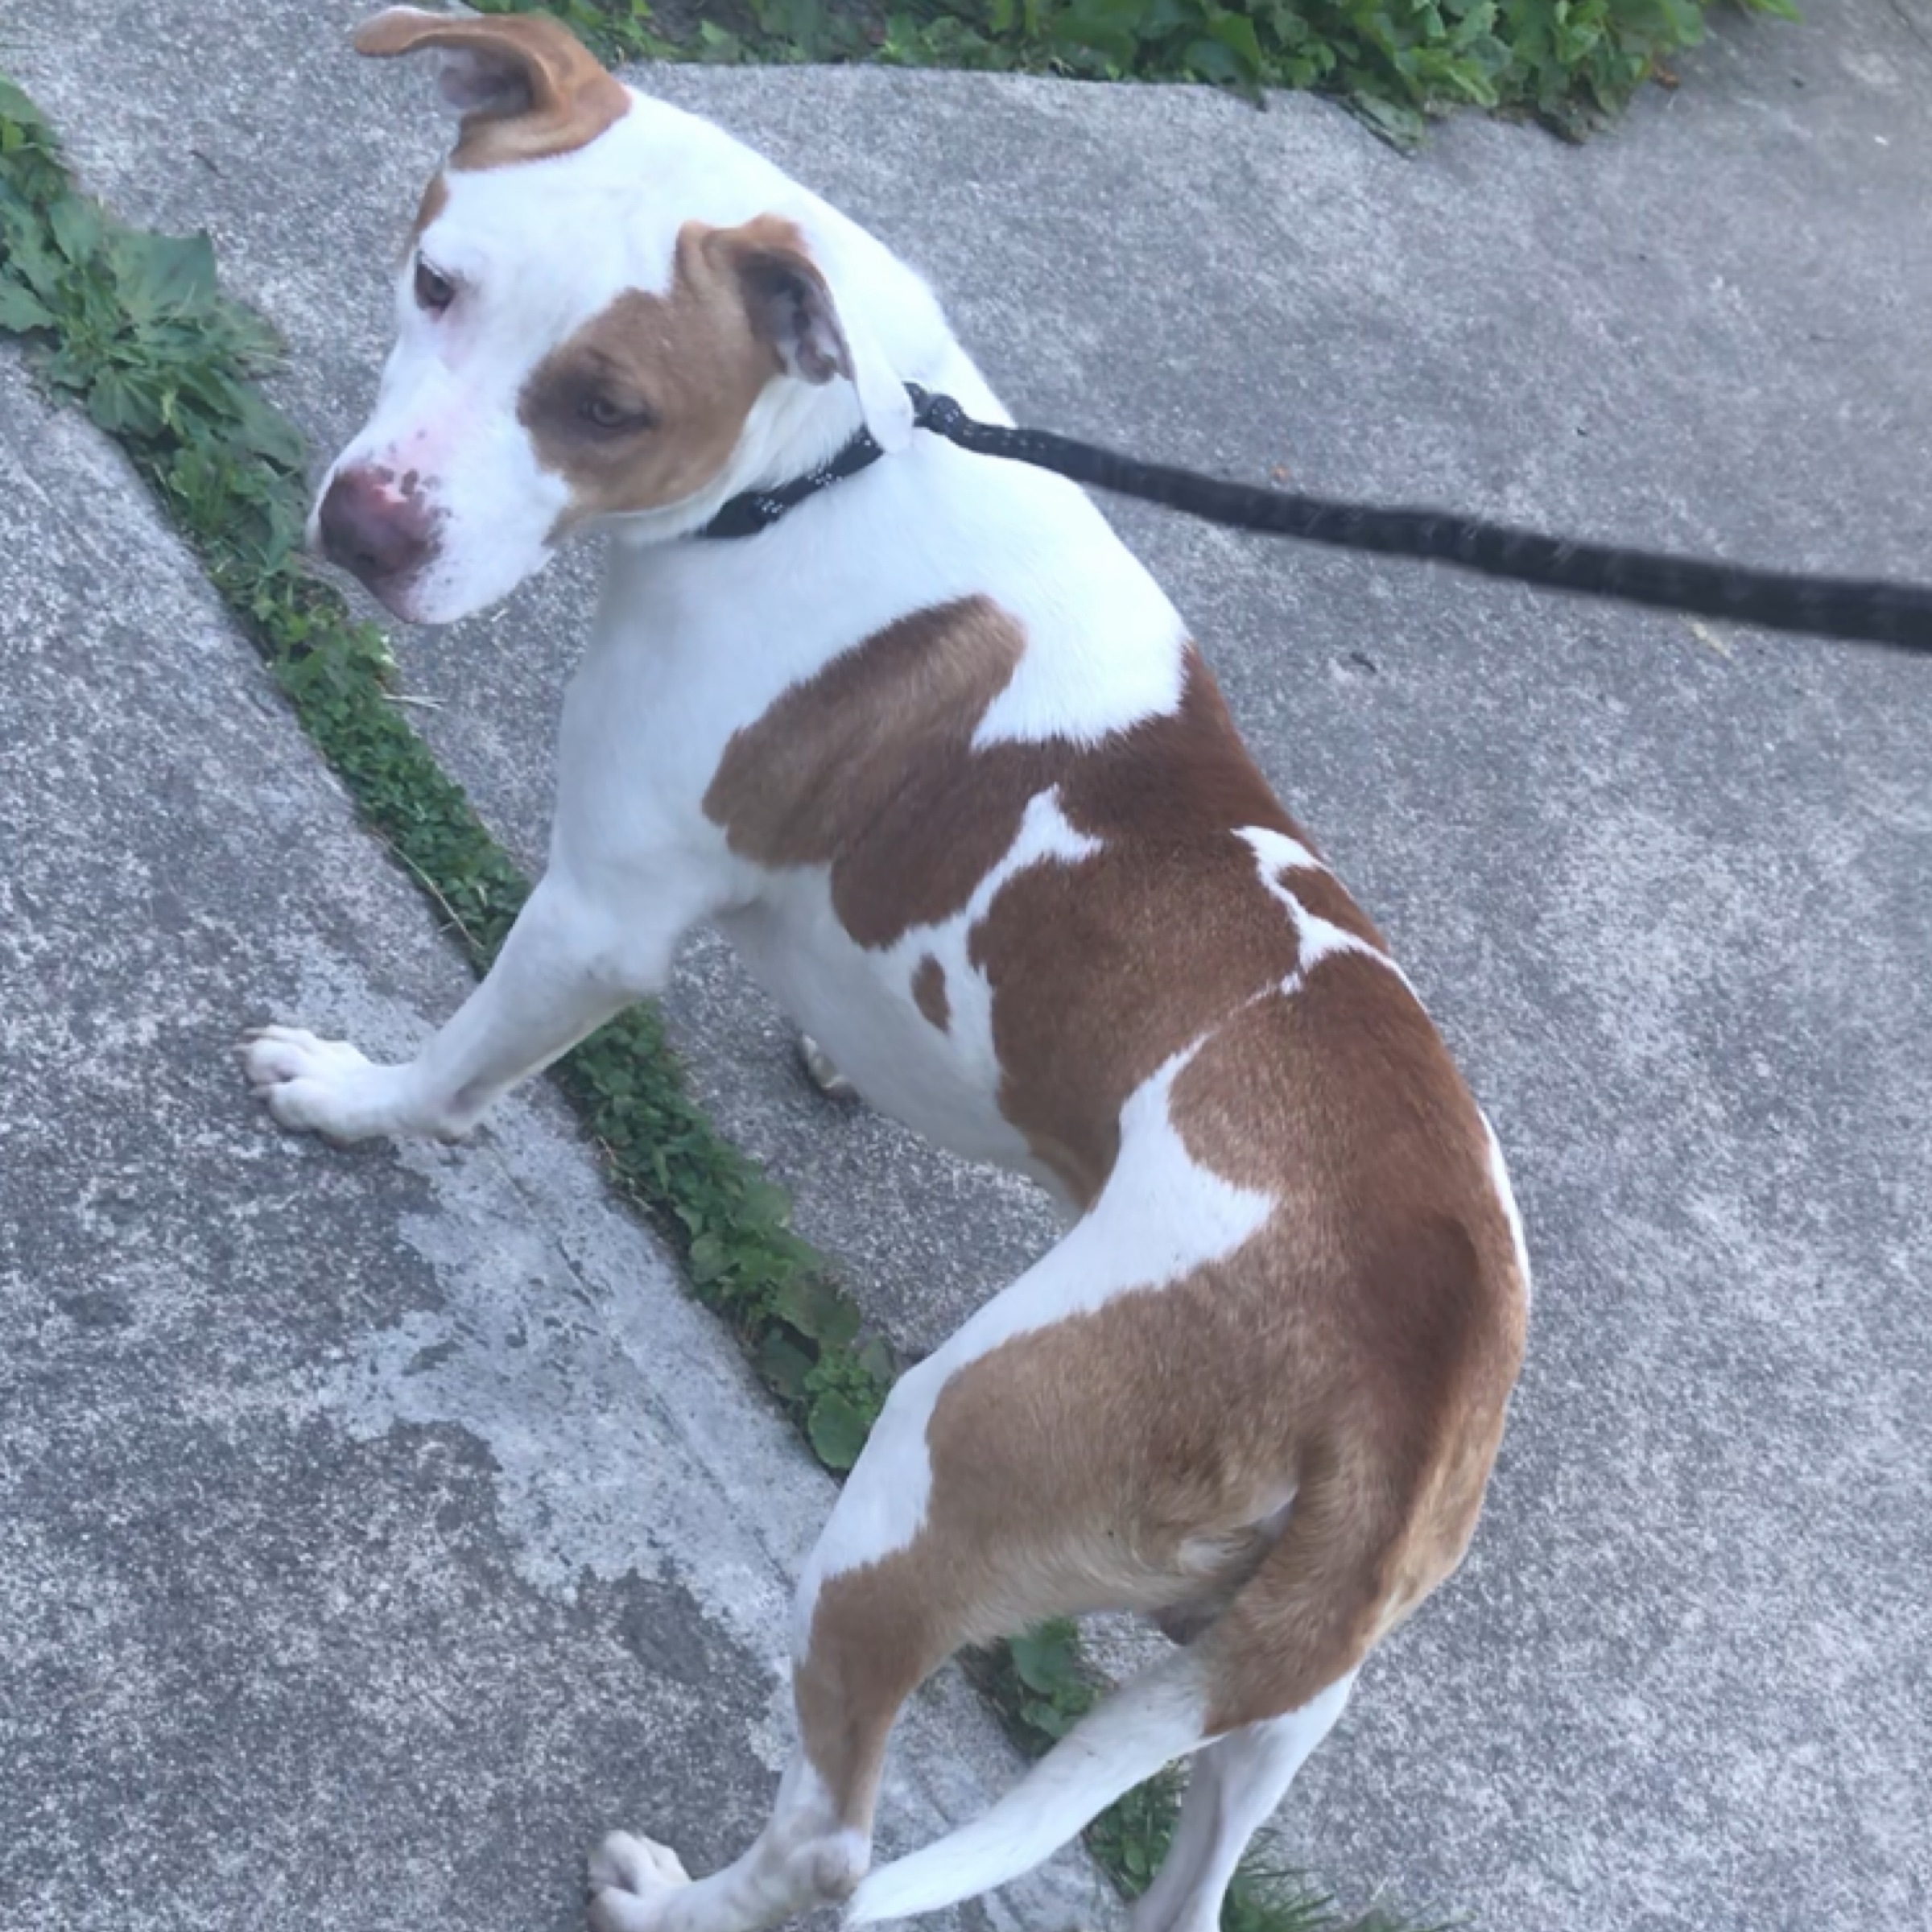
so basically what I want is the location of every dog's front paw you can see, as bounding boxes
[588,1832,691,1932]
[240,1024,444,1143]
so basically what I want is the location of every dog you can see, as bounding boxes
[242,11,1532,1931]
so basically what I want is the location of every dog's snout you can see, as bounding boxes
[317,468,432,588]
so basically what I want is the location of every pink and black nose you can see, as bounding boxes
[316,468,433,591]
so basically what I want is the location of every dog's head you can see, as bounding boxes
[317,7,913,624]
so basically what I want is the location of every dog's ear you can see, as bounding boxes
[353,8,630,168]
[708,219,914,455]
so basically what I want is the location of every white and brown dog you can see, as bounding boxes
[243,11,1532,1932]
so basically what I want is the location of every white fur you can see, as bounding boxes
[1236,823,1424,1003]
[848,1652,1212,1926]
[591,1752,864,1932]
[1482,1109,1533,1311]
[1125,1675,1356,1932]
[315,93,968,621]
[1233,823,1329,879]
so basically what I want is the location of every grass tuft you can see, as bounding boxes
[1,71,1446,1932]
[472,0,1801,145]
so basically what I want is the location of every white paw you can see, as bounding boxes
[238,1024,439,1143]
[799,1033,859,1102]
[588,1831,691,1932]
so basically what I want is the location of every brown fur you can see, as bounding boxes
[708,595,1526,1787]
[407,171,448,249]
[518,218,828,536]
[705,597,1030,948]
[911,956,951,1033]
[353,8,630,171]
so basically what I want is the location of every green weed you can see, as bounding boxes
[473,0,1801,142]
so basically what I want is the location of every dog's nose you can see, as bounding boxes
[316,468,432,588]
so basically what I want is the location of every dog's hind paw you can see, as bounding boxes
[588,1832,691,1931]
[799,1033,860,1102]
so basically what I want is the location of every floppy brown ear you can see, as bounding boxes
[706,218,915,450]
[353,7,630,169]
[708,217,856,388]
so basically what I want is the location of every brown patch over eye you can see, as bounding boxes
[414,258,456,314]
[518,218,811,535]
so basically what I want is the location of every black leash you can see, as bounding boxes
[700,383,1932,655]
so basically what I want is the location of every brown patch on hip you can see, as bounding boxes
[798,965,1527,1748]
[1161,968,1529,1728]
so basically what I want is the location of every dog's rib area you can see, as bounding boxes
[705,597,1338,1203]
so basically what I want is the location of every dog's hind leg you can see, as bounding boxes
[588,1742,876,1932]
[1124,1675,1355,1932]
[837,1420,1411,1930]
[588,1381,956,1932]
[845,1649,1216,1927]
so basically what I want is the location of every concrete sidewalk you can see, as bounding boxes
[0,341,1113,1932]
[4,2,1930,1930]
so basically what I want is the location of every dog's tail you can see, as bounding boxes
[844,1649,1209,1926]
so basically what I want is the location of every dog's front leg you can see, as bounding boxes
[242,869,696,1143]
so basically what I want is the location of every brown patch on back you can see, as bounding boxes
[799,962,1526,1758]
[705,599,1340,1201]
[519,218,818,535]
[354,9,630,171]
[706,597,1029,945]
[911,956,951,1034]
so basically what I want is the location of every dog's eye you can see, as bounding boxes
[414,258,456,314]
[578,394,650,434]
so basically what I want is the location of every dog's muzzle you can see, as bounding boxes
[316,466,436,601]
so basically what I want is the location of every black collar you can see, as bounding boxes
[695,385,960,540]
[694,419,894,540]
